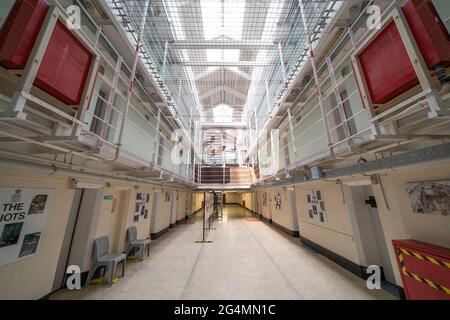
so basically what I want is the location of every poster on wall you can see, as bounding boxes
[204,192,215,221]
[0,187,53,267]
[405,181,450,215]
[133,192,150,222]
[274,192,282,210]
[306,190,327,224]
[262,192,268,207]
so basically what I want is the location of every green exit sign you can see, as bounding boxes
[103,195,113,201]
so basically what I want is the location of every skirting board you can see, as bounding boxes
[271,220,300,238]
[300,236,405,299]
[151,226,170,240]
[261,216,272,224]
[176,216,187,224]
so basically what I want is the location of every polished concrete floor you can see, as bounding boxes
[51,205,396,300]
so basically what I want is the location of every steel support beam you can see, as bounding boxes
[173,61,270,68]
[169,40,276,50]
[199,86,247,101]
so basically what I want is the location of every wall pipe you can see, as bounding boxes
[0,150,194,191]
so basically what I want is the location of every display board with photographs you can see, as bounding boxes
[274,192,282,210]
[306,190,327,224]
[262,192,268,207]
[133,192,150,222]
[204,192,215,221]
[0,187,53,267]
[405,180,450,215]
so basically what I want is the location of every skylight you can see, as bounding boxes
[110,0,338,134]
[213,104,233,122]
[201,0,245,40]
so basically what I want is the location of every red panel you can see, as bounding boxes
[358,21,419,105]
[35,20,93,106]
[402,0,450,69]
[392,240,450,300]
[0,0,49,69]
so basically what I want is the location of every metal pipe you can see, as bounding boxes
[0,150,194,190]
[0,129,101,161]
[309,41,335,159]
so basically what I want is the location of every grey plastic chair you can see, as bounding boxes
[85,236,126,288]
[125,226,150,261]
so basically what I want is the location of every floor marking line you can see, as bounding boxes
[242,218,304,300]
[179,220,207,300]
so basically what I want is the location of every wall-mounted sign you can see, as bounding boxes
[0,187,53,267]
[405,181,450,215]
[103,195,113,201]
[134,192,150,222]
[306,190,327,224]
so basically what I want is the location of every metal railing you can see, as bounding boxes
[250,0,450,180]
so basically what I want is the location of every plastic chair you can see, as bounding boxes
[125,226,150,261]
[85,236,126,288]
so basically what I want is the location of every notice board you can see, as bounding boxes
[0,187,53,267]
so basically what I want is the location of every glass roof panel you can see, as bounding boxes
[108,0,340,131]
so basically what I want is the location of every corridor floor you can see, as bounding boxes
[51,205,396,300]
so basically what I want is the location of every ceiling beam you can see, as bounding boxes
[194,67,251,81]
[174,61,270,67]
[201,122,248,129]
[199,86,247,101]
[169,40,276,50]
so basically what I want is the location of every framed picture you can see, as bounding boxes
[18,232,41,258]
[0,222,23,248]
[28,195,48,215]
[405,181,450,215]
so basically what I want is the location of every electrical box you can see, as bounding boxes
[310,166,324,179]
[392,240,450,300]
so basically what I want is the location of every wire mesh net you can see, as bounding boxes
[107,0,339,131]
